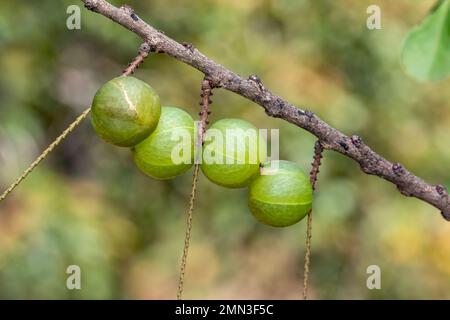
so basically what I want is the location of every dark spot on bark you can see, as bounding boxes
[436,185,447,196]
[266,100,282,117]
[339,141,349,151]
[351,135,362,148]
[139,43,151,54]
[392,163,405,175]
[248,75,260,82]
[248,75,266,92]
[131,13,139,21]
[182,42,194,52]
[305,110,314,119]
[84,0,97,11]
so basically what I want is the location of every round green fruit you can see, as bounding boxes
[201,118,267,188]
[248,160,313,227]
[132,106,195,180]
[91,76,161,147]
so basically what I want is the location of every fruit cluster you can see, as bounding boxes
[91,76,313,227]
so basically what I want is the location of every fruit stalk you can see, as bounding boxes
[196,79,213,155]
[122,43,151,76]
[309,141,324,191]
[177,78,213,300]
[0,108,91,203]
[303,140,324,300]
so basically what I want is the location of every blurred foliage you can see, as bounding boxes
[0,0,449,299]
[401,0,450,81]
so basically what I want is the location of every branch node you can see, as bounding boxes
[131,13,139,21]
[304,110,314,119]
[265,98,283,117]
[142,42,163,54]
[182,42,195,52]
[203,76,220,89]
[297,109,306,116]
[139,42,151,54]
[339,141,349,151]
[351,135,362,148]
[84,0,98,11]
[436,185,448,196]
[248,74,266,92]
[392,163,405,176]
[122,43,151,76]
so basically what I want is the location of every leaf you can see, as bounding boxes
[401,0,450,81]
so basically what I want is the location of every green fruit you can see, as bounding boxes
[91,76,161,147]
[132,106,195,179]
[248,160,313,227]
[201,118,267,188]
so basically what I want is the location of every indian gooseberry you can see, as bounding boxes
[132,106,195,180]
[248,160,313,227]
[91,76,161,147]
[201,118,267,188]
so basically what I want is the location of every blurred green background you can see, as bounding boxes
[0,0,449,299]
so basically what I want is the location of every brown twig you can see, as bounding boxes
[177,78,213,300]
[81,0,450,220]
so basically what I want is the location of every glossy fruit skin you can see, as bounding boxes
[248,160,313,227]
[201,118,267,188]
[132,106,195,180]
[91,76,161,147]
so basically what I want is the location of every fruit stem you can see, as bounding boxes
[177,163,200,300]
[0,108,91,203]
[303,140,324,300]
[122,42,151,76]
[177,78,213,300]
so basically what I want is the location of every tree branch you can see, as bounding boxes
[81,0,450,221]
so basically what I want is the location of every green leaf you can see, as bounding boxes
[401,0,450,81]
